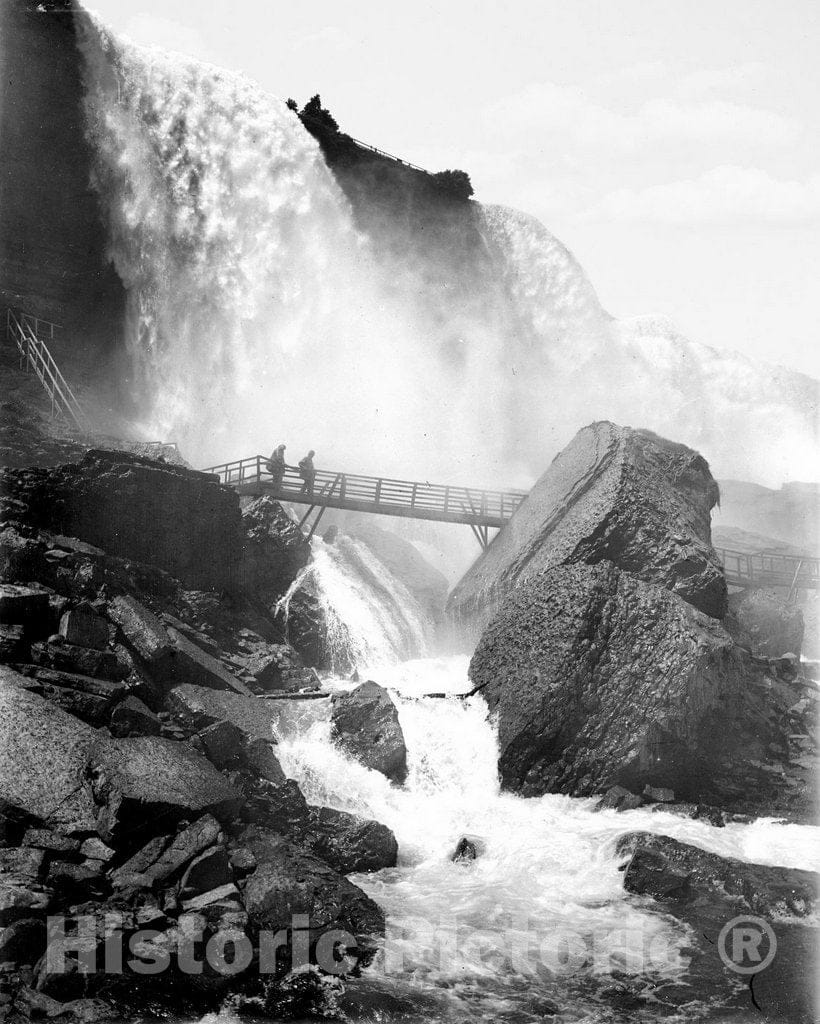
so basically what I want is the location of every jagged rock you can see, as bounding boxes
[58,608,109,650]
[79,838,114,862]
[106,595,172,666]
[240,829,385,940]
[595,786,643,811]
[0,917,45,964]
[330,681,407,784]
[448,422,726,633]
[29,640,125,680]
[0,669,99,830]
[241,779,309,832]
[240,496,310,601]
[242,738,286,785]
[617,832,817,917]
[0,451,244,589]
[0,847,44,880]
[238,643,303,692]
[179,845,231,895]
[306,806,398,874]
[642,784,675,803]
[110,835,169,886]
[92,737,243,836]
[165,627,252,696]
[726,587,804,658]
[0,882,52,925]
[167,682,299,742]
[0,623,25,662]
[47,860,106,894]
[229,846,256,878]
[197,720,244,768]
[450,835,485,862]
[0,584,49,626]
[21,829,80,854]
[124,815,223,887]
[470,561,817,818]
[109,695,161,737]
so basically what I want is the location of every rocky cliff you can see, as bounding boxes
[449,421,726,634]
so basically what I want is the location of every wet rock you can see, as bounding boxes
[106,594,172,666]
[596,786,644,811]
[240,496,310,602]
[92,737,243,836]
[0,917,45,964]
[0,669,99,830]
[58,608,109,650]
[179,845,231,895]
[197,720,244,768]
[450,835,486,862]
[240,829,385,940]
[0,584,50,626]
[471,561,816,819]
[165,626,253,697]
[642,784,675,803]
[306,806,398,874]
[726,587,804,658]
[330,681,407,784]
[239,643,303,692]
[109,695,161,737]
[242,738,286,785]
[241,778,309,832]
[617,832,817,918]
[448,422,726,633]
[29,640,125,680]
[167,682,297,742]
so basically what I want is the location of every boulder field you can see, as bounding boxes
[461,423,817,821]
[0,451,403,1020]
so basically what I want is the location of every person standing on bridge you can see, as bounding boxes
[298,450,316,496]
[265,444,287,489]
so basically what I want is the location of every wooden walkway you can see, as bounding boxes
[715,547,820,596]
[202,456,527,548]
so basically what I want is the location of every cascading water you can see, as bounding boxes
[76,10,815,487]
[275,537,433,674]
[273,656,820,1022]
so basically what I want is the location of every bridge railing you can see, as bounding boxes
[5,307,90,432]
[715,546,820,589]
[202,456,528,522]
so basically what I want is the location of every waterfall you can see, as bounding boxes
[276,537,432,674]
[76,12,816,488]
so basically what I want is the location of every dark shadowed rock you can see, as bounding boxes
[109,695,161,737]
[106,595,172,665]
[595,786,643,812]
[0,583,50,625]
[617,832,817,917]
[726,587,804,658]
[0,669,98,830]
[240,496,310,601]
[92,736,243,834]
[330,681,407,784]
[29,639,126,680]
[0,451,244,590]
[179,845,231,895]
[142,814,222,884]
[450,835,486,863]
[0,916,45,964]
[168,682,306,742]
[470,561,817,818]
[237,643,303,692]
[164,626,253,696]
[306,806,398,874]
[58,607,109,650]
[240,828,385,940]
[448,422,726,633]
[0,622,25,661]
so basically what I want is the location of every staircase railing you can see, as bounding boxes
[5,307,91,432]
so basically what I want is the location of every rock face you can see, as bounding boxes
[726,587,804,658]
[0,451,244,590]
[449,422,726,634]
[470,560,817,818]
[239,497,311,601]
[330,681,407,784]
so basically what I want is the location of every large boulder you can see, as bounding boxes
[305,806,398,874]
[469,561,817,819]
[0,668,98,830]
[239,496,310,601]
[726,587,804,658]
[448,422,726,634]
[91,735,243,834]
[167,683,313,742]
[0,451,244,590]
[330,681,407,784]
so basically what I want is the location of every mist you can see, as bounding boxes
[76,12,818,489]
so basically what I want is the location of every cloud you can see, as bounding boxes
[581,166,820,226]
[487,81,801,151]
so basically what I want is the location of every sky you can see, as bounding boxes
[85,0,820,380]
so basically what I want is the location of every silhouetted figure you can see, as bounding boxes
[298,450,316,496]
[266,444,287,489]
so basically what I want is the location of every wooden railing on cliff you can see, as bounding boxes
[5,307,91,433]
[202,456,527,548]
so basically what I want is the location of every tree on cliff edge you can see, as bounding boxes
[300,95,340,134]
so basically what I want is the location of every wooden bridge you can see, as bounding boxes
[202,455,528,548]
[715,547,820,598]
